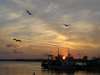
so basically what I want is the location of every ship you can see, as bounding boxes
[41,49,100,71]
[41,49,76,70]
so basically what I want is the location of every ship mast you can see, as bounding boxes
[68,48,70,57]
[58,48,59,57]
[67,48,70,65]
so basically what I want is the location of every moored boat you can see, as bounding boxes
[41,49,76,70]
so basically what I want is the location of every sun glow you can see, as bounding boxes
[63,56,66,60]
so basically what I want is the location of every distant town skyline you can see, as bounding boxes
[0,0,100,60]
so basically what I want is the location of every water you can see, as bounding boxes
[0,61,100,75]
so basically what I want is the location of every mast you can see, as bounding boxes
[68,48,69,56]
[67,48,69,65]
[58,48,59,57]
[68,48,70,57]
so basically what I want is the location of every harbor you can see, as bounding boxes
[41,49,100,71]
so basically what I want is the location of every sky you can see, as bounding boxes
[0,0,100,59]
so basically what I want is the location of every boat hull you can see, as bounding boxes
[48,65,76,70]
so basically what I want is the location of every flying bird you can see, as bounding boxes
[13,39,16,40]
[63,24,70,27]
[13,39,21,42]
[16,40,21,42]
[26,10,32,15]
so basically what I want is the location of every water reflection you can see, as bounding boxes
[41,68,100,75]
[0,61,100,75]
[41,68,75,75]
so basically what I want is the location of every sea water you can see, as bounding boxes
[0,61,100,75]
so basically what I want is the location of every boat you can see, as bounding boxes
[41,49,100,71]
[41,49,76,70]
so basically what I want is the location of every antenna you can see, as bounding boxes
[68,48,69,56]
[58,48,59,56]
[98,53,99,59]
[68,48,70,57]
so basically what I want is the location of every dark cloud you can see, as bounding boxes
[13,49,23,54]
[42,53,49,56]
[6,44,18,48]
[0,51,10,55]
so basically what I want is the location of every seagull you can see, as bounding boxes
[63,24,70,27]
[26,10,32,15]
[16,40,21,42]
[13,39,22,42]
[13,39,16,40]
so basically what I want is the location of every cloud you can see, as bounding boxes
[0,51,10,55]
[6,44,18,48]
[0,0,100,59]
[13,49,23,54]
[6,11,22,20]
[42,53,49,56]
[12,0,35,8]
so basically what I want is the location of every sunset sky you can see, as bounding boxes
[0,0,100,59]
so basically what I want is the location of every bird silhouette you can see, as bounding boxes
[16,40,21,42]
[63,24,70,27]
[13,39,21,42]
[26,10,32,15]
[13,39,16,40]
